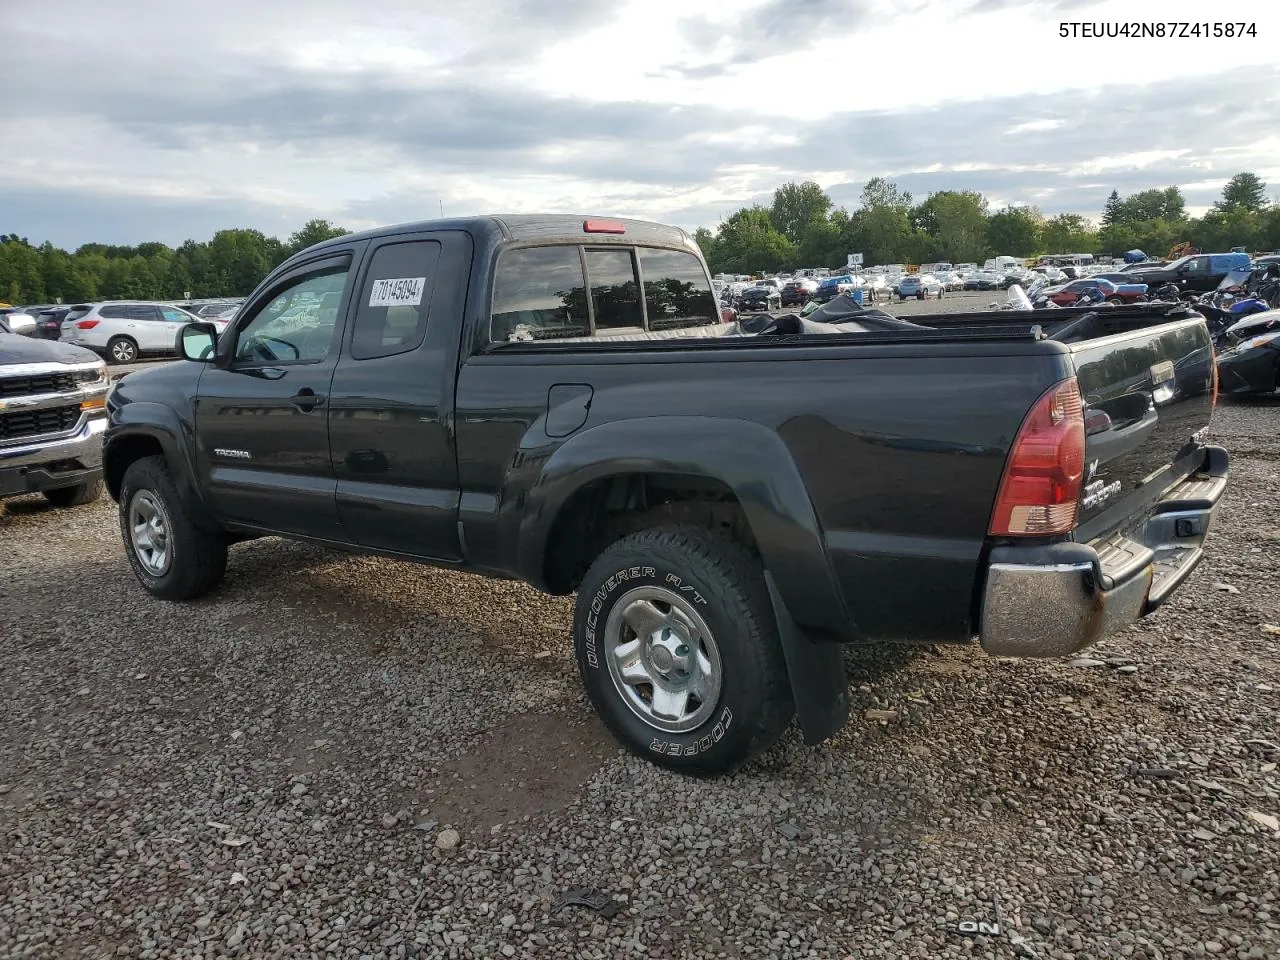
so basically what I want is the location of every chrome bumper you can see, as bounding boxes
[979,446,1228,658]
[0,417,107,494]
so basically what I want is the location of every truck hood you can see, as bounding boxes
[0,334,101,366]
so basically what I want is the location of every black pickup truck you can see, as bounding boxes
[103,215,1228,774]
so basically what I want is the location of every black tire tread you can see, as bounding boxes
[576,525,794,776]
[120,455,227,601]
[43,478,103,507]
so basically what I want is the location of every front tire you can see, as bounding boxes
[119,455,227,601]
[107,336,138,364]
[573,526,794,776]
[43,479,103,507]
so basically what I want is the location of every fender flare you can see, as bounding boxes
[517,416,855,743]
[103,403,213,524]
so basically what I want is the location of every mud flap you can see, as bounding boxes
[765,571,850,745]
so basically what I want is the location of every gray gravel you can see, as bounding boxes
[1,369,1278,959]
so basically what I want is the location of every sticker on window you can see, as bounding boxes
[368,277,427,307]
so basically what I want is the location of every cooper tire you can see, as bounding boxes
[573,525,794,776]
[107,336,138,364]
[43,479,103,507]
[120,455,227,601]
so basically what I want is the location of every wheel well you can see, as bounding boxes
[104,434,164,500]
[543,473,756,594]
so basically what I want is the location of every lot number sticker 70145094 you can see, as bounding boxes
[369,277,427,307]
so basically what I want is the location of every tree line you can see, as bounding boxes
[3,173,1276,305]
[0,220,349,306]
[694,172,1278,276]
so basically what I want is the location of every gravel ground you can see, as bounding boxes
[2,353,1278,959]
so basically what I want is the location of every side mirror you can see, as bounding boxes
[179,321,218,362]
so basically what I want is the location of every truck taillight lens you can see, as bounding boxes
[989,378,1086,537]
[1209,347,1218,413]
[76,320,100,329]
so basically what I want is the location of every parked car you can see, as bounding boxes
[738,284,781,312]
[897,274,943,300]
[28,306,72,340]
[1126,253,1252,294]
[103,213,1227,775]
[813,274,857,304]
[0,309,37,336]
[780,279,814,307]
[1,316,110,507]
[61,301,214,363]
[1216,308,1280,397]
[1044,277,1147,306]
[933,271,962,291]
[965,271,1001,291]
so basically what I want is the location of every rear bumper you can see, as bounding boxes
[979,445,1228,657]
[0,416,106,497]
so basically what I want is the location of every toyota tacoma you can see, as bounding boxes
[102,215,1228,774]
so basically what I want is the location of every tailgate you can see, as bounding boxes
[1070,317,1215,540]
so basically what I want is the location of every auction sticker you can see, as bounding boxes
[369,277,426,307]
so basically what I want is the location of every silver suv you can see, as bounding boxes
[61,301,213,364]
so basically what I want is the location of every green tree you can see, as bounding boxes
[712,207,793,274]
[768,181,832,244]
[1040,214,1098,254]
[1214,172,1268,214]
[1116,187,1185,224]
[985,206,1042,256]
[851,178,913,266]
[1191,207,1261,252]
[1101,189,1122,227]
[287,219,349,256]
[912,191,989,263]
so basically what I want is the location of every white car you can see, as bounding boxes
[933,271,963,291]
[62,301,213,364]
[896,274,944,300]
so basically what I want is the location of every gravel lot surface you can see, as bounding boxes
[2,313,1277,959]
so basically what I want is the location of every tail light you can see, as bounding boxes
[76,319,100,329]
[1209,345,1218,412]
[989,378,1086,537]
[720,307,736,323]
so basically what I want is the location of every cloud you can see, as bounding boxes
[2,0,1279,247]
[660,0,870,79]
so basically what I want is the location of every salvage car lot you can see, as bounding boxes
[2,296,1278,959]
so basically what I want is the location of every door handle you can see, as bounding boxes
[291,388,325,411]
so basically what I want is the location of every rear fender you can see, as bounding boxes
[520,416,855,743]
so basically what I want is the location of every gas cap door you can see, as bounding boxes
[545,383,593,438]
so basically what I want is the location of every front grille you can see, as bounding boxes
[0,405,81,442]
[0,373,77,398]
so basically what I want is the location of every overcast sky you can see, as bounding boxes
[4,0,1279,248]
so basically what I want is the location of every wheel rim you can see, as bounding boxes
[603,586,723,734]
[128,490,171,576]
[112,340,135,361]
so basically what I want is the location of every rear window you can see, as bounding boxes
[491,246,591,342]
[638,247,717,331]
[491,243,718,342]
[585,248,643,333]
[64,305,92,322]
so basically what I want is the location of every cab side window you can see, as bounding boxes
[235,264,350,364]
[349,240,441,360]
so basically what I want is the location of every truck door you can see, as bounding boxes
[328,231,471,559]
[193,250,359,539]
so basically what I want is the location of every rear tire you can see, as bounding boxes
[119,455,227,601]
[573,526,794,776]
[107,336,138,364]
[43,479,103,507]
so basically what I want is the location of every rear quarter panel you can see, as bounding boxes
[455,342,1069,643]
